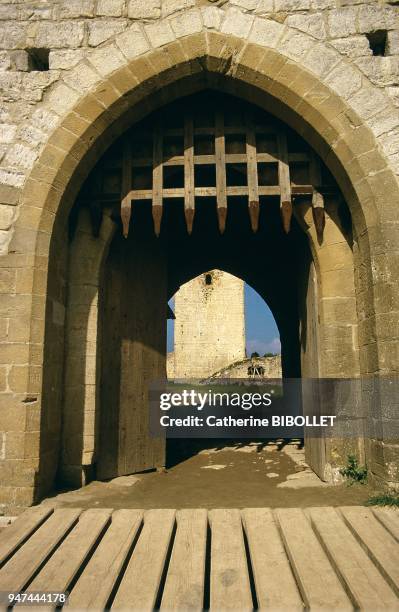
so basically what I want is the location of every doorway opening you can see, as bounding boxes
[166,271,283,469]
[59,89,357,498]
[167,275,281,380]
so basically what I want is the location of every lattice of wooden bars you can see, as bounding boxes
[85,107,336,239]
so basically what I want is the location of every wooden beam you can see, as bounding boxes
[184,114,195,234]
[107,151,310,170]
[86,184,339,207]
[120,139,132,238]
[309,151,325,239]
[127,186,322,200]
[246,113,260,232]
[152,123,163,237]
[215,111,227,234]
[277,132,292,234]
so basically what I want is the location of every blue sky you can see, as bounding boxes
[244,283,281,356]
[167,282,281,356]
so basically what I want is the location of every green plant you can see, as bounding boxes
[340,455,368,485]
[365,493,399,507]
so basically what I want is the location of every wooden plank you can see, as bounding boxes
[167,153,282,166]
[275,508,351,610]
[119,236,166,476]
[242,508,303,610]
[152,123,163,237]
[0,506,53,568]
[291,185,313,195]
[215,111,227,234]
[120,139,132,238]
[245,113,259,232]
[69,510,143,610]
[114,152,309,170]
[128,185,322,200]
[209,509,252,611]
[26,509,112,595]
[0,509,81,592]
[309,151,325,237]
[184,114,195,234]
[277,132,292,233]
[160,509,207,611]
[372,507,399,542]
[339,506,399,595]
[309,507,398,609]
[112,509,175,610]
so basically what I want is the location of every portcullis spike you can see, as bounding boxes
[312,206,325,239]
[185,208,195,235]
[217,206,227,234]
[152,204,163,237]
[249,200,259,233]
[121,197,131,238]
[281,200,292,234]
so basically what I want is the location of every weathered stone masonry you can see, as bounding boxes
[0,0,399,512]
[169,270,246,380]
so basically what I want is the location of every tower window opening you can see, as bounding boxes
[366,30,387,56]
[27,48,50,71]
[205,273,212,285]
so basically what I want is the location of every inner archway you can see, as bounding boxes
[167,273,282,382]
[165,269,284,471]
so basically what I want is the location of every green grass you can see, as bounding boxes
[365,493,399,507]
[340,455,368,485]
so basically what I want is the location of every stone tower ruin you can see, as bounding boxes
[168,270,245,379]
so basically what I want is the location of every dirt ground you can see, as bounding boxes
[41,440,375,510]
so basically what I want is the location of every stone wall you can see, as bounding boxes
[0,0,398,256]
[172,270,246,379]
[166,350,175,379]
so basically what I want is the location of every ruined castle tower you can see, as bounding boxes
[168,270,245,379]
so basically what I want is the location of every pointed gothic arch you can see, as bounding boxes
[2,21,399,507]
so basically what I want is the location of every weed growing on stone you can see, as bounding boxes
[365,493,399,507]
[340,455,368,485]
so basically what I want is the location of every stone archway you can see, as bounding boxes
[57,89,360,487]
[1,17,399,509]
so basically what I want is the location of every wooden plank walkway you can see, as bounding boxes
[0,506,397,610]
